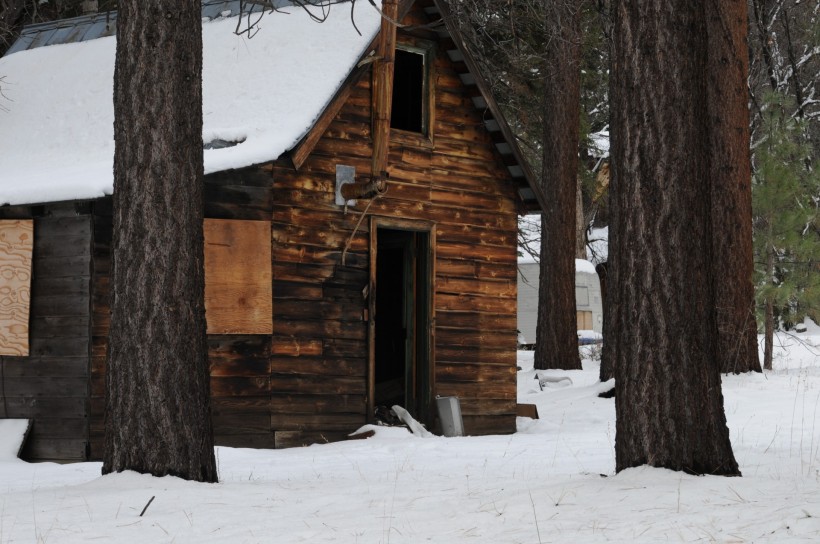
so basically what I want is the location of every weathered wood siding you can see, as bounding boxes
[0,206,92,462]
[89,170,275,459]
[35,5,520,459]
[268,9,520,444]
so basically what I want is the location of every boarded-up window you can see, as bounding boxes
[204,219,272,335]
[577,311,593,331]
[0,220,33,356]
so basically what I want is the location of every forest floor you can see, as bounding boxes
[1,322,819,543]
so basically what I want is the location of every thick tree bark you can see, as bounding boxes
[596,262,613,381]
[611,0,740,475]
[707,0,761,374]
[575,180,587,259]
[534,0,583,371]
[104,0,217,482]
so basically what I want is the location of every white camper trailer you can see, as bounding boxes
[517,258,603,347]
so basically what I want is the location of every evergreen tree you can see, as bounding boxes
[753,93,820,370]
[533,0,584,371]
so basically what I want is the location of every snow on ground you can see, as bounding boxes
[0,420,28,461]
[2,326,820,543]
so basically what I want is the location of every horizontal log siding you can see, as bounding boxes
[61,9,517,456]
[269,18,519,442]
[89,170,275,459]
[0,213,92,462]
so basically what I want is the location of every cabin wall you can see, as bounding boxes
[0,205,92,462]
[268,11,520,445]
[88,170,275,459]
[9,6,521,460]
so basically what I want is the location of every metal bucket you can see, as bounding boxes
[436,396,464,437]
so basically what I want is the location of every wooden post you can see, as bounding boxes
[371,0,398,180]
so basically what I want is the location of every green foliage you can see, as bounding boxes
[753,92,820,327]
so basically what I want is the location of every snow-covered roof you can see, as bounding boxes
[0,1,381,206]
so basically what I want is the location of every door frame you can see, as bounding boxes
[368,216,436,423]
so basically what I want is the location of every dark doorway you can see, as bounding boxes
[373,227,432,423]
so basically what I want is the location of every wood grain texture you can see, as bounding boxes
[204,219,273,335]
[0,215,91,462]
[0,220,33,356]
[706,0,761,374]
[41,0,524,458]
[267,1,520,440]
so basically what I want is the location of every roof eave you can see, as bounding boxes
[429,0,546,215]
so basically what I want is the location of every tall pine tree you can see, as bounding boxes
[611,0,740,475]
[534,0,584,371]
[104,0,217,482]
[753,93,820,370]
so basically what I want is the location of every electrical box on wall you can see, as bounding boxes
[335,165,356,206]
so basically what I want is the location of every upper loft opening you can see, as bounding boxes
[391,47,427,134]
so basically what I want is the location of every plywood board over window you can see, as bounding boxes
[577,311,593,331]
[0,220,33,356]
[204,219,272,335]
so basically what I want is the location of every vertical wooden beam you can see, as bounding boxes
[371,0,399,179]
[367,218,378,422]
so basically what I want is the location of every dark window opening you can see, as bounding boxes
[391,49,425,133]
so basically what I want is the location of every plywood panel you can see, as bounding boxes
[577,311,593,330]
[204,219,273,334]
[0,220,33,356]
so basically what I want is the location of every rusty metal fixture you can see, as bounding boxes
[340,174,388,201]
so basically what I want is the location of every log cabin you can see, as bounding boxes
[0,0,546,461]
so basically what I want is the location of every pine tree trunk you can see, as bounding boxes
[706,0,761,374]
[534,0,582,371]
[103,0,217,482]
[763,244,775,371]
[596,262,613,382]
[611,0,740,475]
[575,180,587,259]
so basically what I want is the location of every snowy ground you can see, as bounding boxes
[2,325,820,543]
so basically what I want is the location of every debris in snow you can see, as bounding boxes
[598,386,615,399]
[516,403,540,419]
[391,405,434,438]
[373,405,401,426]
[347,429,376,440]
[534,373,573,390]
